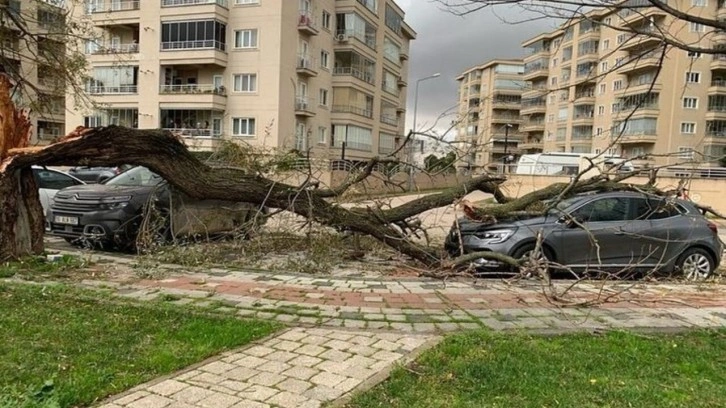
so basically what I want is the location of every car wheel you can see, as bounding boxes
[511,244,551,277]
[676,248,715,281]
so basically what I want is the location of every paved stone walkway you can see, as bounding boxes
[98,327,435,408]
[77,268,726,333]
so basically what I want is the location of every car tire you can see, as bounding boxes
[676,248,715,281]
[511,244,552,277]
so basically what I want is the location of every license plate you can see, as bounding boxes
[54,216,78,225]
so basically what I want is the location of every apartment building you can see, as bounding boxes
[455,59,526,171]
[69,0,415,163]
[1,0,66,143]
[522,0,726,168]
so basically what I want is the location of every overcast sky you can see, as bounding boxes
[395,1,556,137]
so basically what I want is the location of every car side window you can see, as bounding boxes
[36,170,81,190]
[571,197,630,222]
[644,199,683,220]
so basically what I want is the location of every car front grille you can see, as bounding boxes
[52,196,101,212]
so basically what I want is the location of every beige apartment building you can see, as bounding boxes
[68,0,414,163]
[521,0,726,169]
[455,59,527,171]
[1,0,66,143]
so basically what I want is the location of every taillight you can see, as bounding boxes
[707,221,718,234]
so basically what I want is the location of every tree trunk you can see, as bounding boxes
[0,168,44,261]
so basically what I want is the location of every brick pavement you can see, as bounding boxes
[97,327,436,408]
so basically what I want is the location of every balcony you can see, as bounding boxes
[87,84,137,94]
[397,77,407,87]
[520,102,546,115]
[295,97,316,117]
[617,55,661,75]
[298,11,319,36]
[712,54,726,70]
[574,92,595,105]
[615,105,660,119]
[706,105,726,120]
[620,81,662,96]
[86,0,140,25]
[158,84,227,110]
[523,64,548,81]
[162,128,222,139]
[490,115,522,125]
[296,54,318,77]
[709,79,726,94]
[380,114,399,127]
[161,0,228,6]
[576,47,599,63]
[620,34,662,52]
[333,67,375,85]
[522,85,547,98]
[492,98,521,110]
[618,4,667,27]
[400,47,409,61]
[159,40,227,66]
[332,104,373,119]
[572,112,594,126]
[520,120,545,132]
[518,140,544,151]
[615,133,658,144]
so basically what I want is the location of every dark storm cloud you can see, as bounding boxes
[398,1,555,134]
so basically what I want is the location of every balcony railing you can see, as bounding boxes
[161,40,226,51]
[380,114,398,126]
[159,84,227,95]
[332,104,373,118]
[708,105,726,112]
[299,11,318,32]
[87,85,138,94]
[332,67,375,84]
[382,82,398,95]
[712,79,726,87]
[337,29,376,49]
[85,0,140,13]
[161,0,228,7]
[297,54,315,70]
[90,43,139,54]
[295,96,315,111]
[162,128,222,138]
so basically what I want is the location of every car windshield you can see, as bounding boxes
[105,166,162,187]
[544,196,586,213]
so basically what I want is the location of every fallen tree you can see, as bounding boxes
[1,76,721,270]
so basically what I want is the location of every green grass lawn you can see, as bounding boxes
[0,283,279,408]
[349,330,726,408]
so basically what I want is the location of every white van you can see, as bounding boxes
[515,153,633,176]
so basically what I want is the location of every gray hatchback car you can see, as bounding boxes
[445,191,723,279]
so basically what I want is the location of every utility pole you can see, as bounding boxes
[408,72,440,191]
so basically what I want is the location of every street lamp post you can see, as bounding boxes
[408,72,441,191]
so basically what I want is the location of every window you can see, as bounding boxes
[332,124,372,151]
[318,126,327,144]
[551,58,558,67]
[602,39,610,50]
[161,20,227,51]
[683,97,698,109]
[686,72,701,83]
[548,94,556,105]
[689,22,706,32]
[383,37,401,63]
[598,105,605,116]
[634,198,684,220]
[600,61,608,73]
[234,29,258,48]
[599,83,606,94]
[611,102,620,113]
[678,147,694,159]
[688,51,702,58]
[550,76,557,86]
[614,57,624,67]
[617,33,627,44]
[319,88,329,106]
[320,50,329,69]
[572,197,630,222]
[692,0,707,5]
[596,127,603,137]
[603,17,611,25]
[547,114,555,123]
[233,74,257,92]
[385,5,403,35]
[322,11,331,30]
[613,80,623,90]
[33,169,81,190]
[557,107,568,120]
[680,122,696,134]
[232,118,256,136]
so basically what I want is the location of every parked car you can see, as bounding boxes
[68,165,132,184]
[46,166,262,249]
[445,191,723,280]
[31,166,85,214]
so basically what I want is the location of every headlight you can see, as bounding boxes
[100,201,129,210]
[473,228,515,244]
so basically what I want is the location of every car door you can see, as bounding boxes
[554,196,648,268]
[632,198,690,267]
[33,169,84,214]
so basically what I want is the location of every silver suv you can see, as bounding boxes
[445,191,723,279]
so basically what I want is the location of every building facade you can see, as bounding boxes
[521,0,726,169]
[1,0,66,144]
[69,0,414,163]
[455,59,526,171]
